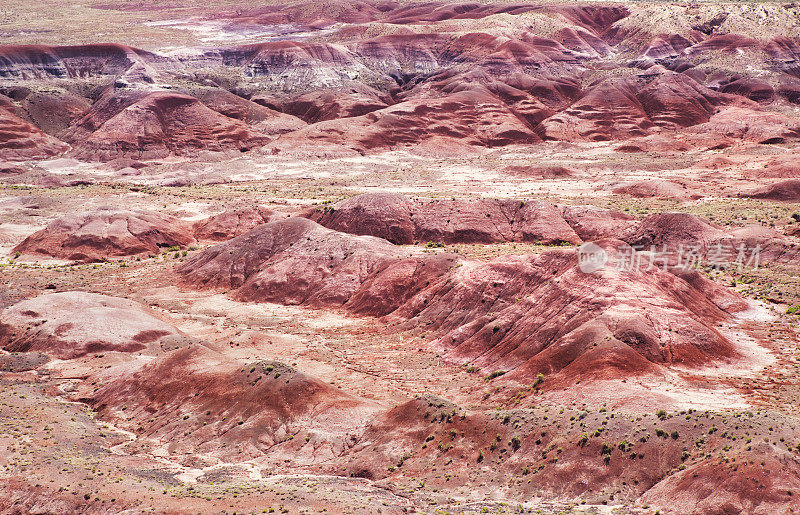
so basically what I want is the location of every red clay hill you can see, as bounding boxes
[0,291,189,360]
[87,344,381,462]
[177,216,451,311]
[305,192,634,245]
[177,218,748,385]
[13,208,195,262]
[73,92,271,161]
[193,205,287,242]
[742,179,800,202]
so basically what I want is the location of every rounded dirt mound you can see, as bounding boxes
[193,206,286,242]
[88,345,381,462]
[13,208,195,263]
[74,92,271,161]
[742,179,800,202]
[177,217,455,314]
[306,193,583,245]
[623,212,728,249]
[561,205,637,241]
[0,291,189,359]
[612,179,689,199]
[305,193,416,244]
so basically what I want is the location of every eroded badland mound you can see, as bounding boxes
[0,291,188,359]
[178,219,748,386]
[192,205,286,241]
[13,208,195,262]
[88,344,381,462]
[305,192,634,245]
[74,92,272,161]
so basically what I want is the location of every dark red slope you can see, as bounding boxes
[0,107,69,161]
[74,92,271,161]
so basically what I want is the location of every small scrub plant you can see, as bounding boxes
[485,370,506,381]
[533,373,545,388]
